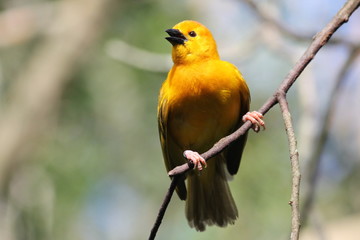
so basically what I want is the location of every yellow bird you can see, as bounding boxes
[158,20,264,231]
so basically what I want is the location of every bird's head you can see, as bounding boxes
[165,20,219,64]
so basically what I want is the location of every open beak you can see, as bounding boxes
[165,29,187,45]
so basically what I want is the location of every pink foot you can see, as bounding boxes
[183,150,207,171]
[243,111,265,132]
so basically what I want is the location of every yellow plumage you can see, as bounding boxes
[158,20,251,231]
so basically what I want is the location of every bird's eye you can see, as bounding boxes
[188,31,197,37]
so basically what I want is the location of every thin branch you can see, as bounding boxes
[241,0,311,42]
[301,45,360,225]
[241,0,357,47]
[105,39,172,72]
[149,0,360,238]
[149,176,179,240]
[277,91,301,240]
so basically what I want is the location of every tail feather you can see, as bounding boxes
[185,156,238,231]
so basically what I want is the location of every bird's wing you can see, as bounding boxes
[158,95,187,200]
[225,68,251,175]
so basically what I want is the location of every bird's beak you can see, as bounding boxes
[165,29,187,46]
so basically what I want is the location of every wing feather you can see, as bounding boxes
[225,68,251,175]
[158,94,187,200]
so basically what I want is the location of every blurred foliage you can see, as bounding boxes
[0,0,359,240]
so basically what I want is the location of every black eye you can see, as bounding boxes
[188,31,197,37]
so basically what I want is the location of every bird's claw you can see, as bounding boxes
[183,150,207,171]
[243,111,265,132]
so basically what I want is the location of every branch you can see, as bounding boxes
[241,0,311,42]
[149,0,360,239]
[277,92,301,240]
[105,39,172,72]
[241,0,357,47]
[149,176,179,240]
[300,44,360,225]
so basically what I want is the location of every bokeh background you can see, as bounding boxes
[0,0,359,239]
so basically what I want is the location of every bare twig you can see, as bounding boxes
[241,0,357,47]
[149,0,360,238]
[301,45,360,225]
[241,0,311,42]
[149,176,179,240]
[277,91,301,240]
[105,39,172,72]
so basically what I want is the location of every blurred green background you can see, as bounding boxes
[0,0,359,239]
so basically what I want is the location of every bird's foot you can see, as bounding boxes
[183,150,207,171]
[243,111,265,132]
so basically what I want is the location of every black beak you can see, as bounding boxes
[165,29,186,45]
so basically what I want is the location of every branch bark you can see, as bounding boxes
[277,92,301,240]
[149,0,360,239]
[149,176,180,240]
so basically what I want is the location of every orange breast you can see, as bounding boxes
[166,61,242,152]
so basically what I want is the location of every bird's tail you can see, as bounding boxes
[185,156,238,231]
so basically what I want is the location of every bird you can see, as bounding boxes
[157,20,264,231]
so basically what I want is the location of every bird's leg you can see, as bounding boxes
[243,111,265,132]
[183,150,207,171]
